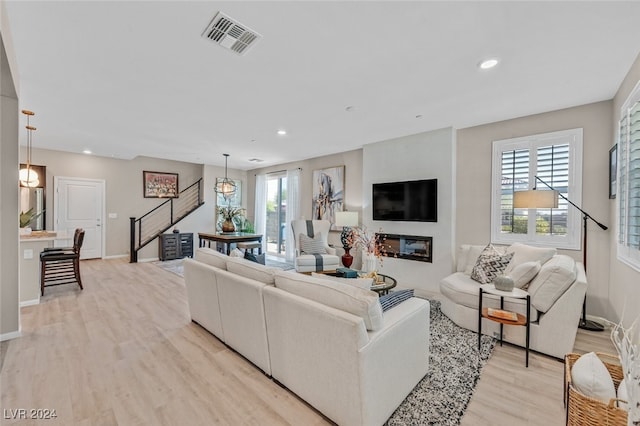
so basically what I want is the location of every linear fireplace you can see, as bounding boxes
[377,233,432,263]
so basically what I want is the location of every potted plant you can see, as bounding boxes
[217,205,245,233]
[19,208,44,234]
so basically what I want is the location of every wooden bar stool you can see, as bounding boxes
[40,228,85,295]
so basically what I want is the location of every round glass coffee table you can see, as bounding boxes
[367,273,397,295]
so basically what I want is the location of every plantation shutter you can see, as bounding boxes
[627,101,640,248]
[500,149,529,233]
[536,144,569,236]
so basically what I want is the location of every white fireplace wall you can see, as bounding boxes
[362,127,455,294]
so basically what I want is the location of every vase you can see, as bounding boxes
[341,246,353,268]
[361,251,377,273]
[222,219,235,233]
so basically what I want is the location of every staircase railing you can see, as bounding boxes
[129,178,204,262]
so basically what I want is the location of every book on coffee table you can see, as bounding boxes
[487,308,518,321]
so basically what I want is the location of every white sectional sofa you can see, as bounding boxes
[440,243,587,359]
[184,247,430,426]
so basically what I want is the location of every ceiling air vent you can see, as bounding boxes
[202,12,261,55]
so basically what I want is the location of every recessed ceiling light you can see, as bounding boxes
[83,150,92,154]
[345,106,355,112]
[415,114,423,119]
[277,129,287,135]
[478,58,499,70]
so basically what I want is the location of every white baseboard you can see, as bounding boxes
[0,330,22,342]
[102,254,128,260]
[138,257,160,263]
[20,298,40,307]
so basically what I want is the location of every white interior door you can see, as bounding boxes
[54,177,105,259]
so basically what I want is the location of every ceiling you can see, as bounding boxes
[5,1,640,171]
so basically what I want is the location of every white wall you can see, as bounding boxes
[610,51,640,325]
[1,18,20,339]
[363,127,455,293]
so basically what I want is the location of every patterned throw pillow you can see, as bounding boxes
[379,289,415,312]
[470,245,514,284]
[299,233,327,255]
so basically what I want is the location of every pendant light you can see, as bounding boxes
[19,109,39,187]
[214,153,237,199]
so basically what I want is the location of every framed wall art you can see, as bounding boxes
[216,178,242,207]
[143,171,179,198]
[609,144,617,199]
[312,165,344,227]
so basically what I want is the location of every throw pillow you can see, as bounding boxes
[299,233,327,255]
[229,248,244,258]
[244,250,266,265]
[571,352,616,404]
[509,261,542,289]
[470,245,514,284]
[504,243,556,274]
[618,378,628,409]
[379,289,414,312]
[311,272,373,290]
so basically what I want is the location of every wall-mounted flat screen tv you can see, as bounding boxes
[372,179,437,222]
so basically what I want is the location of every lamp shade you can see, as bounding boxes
[334,211,358,227]
[513,189,559,209]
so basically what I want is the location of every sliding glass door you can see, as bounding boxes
[266,172,287,256]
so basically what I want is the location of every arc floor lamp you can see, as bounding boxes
[513,176,608,331]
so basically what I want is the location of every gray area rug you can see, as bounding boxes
[386,300,496,425]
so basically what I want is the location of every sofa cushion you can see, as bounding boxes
[509,261,542,289]
[379,289,414,312]
[470,245,513,284]
[504,243,556,274]
[226,256,279,285]
[311,272,373,290]
[299,233,327,254]
[275,271,383,331]
[440,272,539,321]
[571,352,616,404]
[528,255,576,313]
[194,247,227,270]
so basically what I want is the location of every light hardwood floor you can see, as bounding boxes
[0,258,615,425]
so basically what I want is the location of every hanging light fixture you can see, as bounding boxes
[19,109,39,187]
[214,153,237,199]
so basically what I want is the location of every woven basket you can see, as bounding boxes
[564,352,628,426]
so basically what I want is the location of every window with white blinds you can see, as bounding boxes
[617,80,640,270]
[491,128,583,249]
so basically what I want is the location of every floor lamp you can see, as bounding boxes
[513,176,608,332]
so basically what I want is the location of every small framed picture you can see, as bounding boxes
[143,171,179,198]
[609,144,617,199]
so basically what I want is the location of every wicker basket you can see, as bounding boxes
[564,352,628,425]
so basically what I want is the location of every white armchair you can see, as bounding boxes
[291,219,340,272]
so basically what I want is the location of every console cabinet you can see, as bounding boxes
[159,232,194,261]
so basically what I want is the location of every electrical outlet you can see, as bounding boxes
[108,213,118,219]
[24,249,33,259]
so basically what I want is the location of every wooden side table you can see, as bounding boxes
[477,284,531,367]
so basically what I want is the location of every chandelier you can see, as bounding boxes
[214,153,237,199]
[19,109,39,187]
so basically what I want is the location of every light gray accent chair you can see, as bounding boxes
[291,219,340,272]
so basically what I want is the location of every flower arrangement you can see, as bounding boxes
[217,205,245,222]
[347,226,388,260]
[217,205,246,232]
